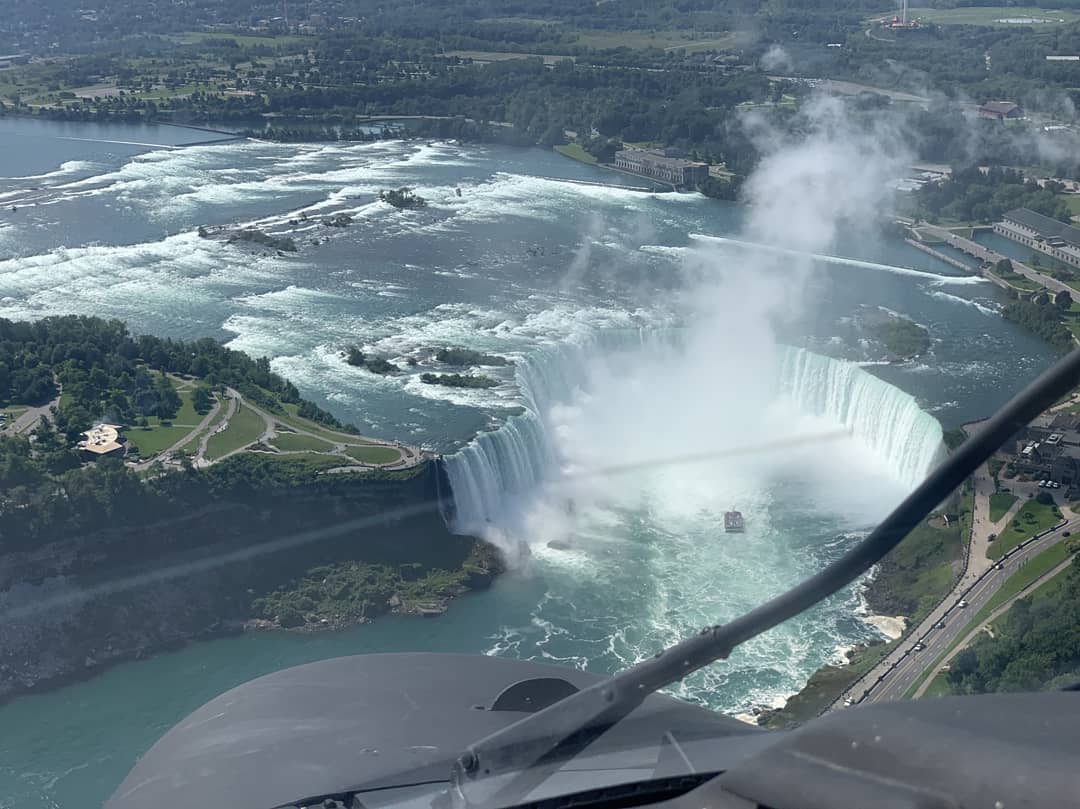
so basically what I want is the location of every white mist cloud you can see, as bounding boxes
[530,96,916,541]
[760,45,792,73]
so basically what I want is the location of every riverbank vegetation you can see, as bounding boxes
[344,348,399,375]
[871,316,931,361]
[435,348,513,367]
[252,541,501,629]
[914,167,1075,225]
[420,373,499,388]
[760,486,970,728]
[1002,292,1076,352]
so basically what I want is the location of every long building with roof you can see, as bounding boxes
[612,149,709,190]
[995,208,1080,269]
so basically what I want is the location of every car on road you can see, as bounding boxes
[934,620,945,629]
[1039,480,1047,487]
[994,563,1004,570]
[914,642,925,651]
[843,698,853,707]
[958,599,968,608]
[1052,481,1061,489]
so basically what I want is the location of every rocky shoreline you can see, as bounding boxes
[0,460,501,705]
[0,543,501,705]
[754,498,967,728]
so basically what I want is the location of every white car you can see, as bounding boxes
[958,599,968,608]
[1053,482,1061,489]
[1039,480,1048,487]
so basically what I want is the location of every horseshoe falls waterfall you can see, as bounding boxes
[443,341,945,543]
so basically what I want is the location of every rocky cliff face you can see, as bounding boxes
[0,461,496,702]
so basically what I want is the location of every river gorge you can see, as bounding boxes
[0,117,1061,808]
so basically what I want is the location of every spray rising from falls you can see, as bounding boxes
[442,337,944,542]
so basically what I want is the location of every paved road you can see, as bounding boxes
[844,516,1077,706]
[829,418,1076,713]
[4,391,60,435]
[912,553,1077,698]
[194,391,238,467]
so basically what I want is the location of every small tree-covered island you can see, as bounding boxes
[0,316,499,703]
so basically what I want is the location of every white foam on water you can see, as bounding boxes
[0,159,101,182]
[0,231,293,323]
[690,233,989,286]
[442,321,942,712]
[927,289,999,315]
[428,172,688,226]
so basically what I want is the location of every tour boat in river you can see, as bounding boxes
[724,511,745,533]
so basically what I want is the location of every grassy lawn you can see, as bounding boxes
[270,431,335,452]
[921,671,953,698]
[172,31,313,47]
[170,389,206,427]
[989,493,1018,522]
[987,264,1040,291]
[572,29,737,51]
[204,404,265,460]
[554,143,597,165]
[988,499,1063,559]
[178,395,224,454]
[1060,194,1080,217]
[262,452,357,471]
[344,445,402,464]
[279,403,363,443]
[902,6,1080,26]
[983,541,1073,616]
[125,424,195,458]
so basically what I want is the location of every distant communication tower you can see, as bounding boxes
[887,0,921,30]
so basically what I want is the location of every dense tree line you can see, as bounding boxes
[946,555,1080,694]
[915,167,1075,225]
[1001,287,1076,352]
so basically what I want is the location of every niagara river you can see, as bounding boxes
[0,117,1060,809]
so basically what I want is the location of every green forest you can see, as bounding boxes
[3,0,1079,183]
[914,167,1075,224]
[945,556,1080,694]
[1002,287,1076,351]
